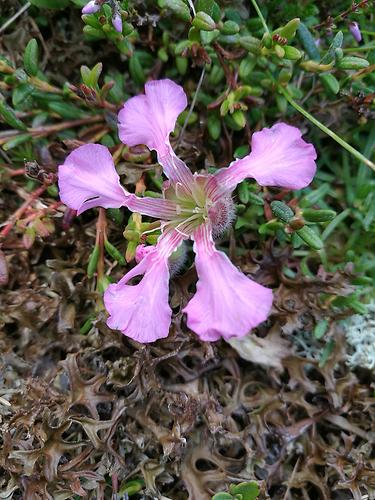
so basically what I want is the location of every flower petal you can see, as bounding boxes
[211,123,317,198]
[126,195,180,221]
[118,79,193,187]
[58,144,128,215]
[104,230,184,343]
[58,143,179,220]
[183,224,273,341]
[118,79,187,155]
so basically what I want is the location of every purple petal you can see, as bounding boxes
[135,244,154,263]
[58,143,179,219]
[82,1,100,14]
[112,13,122,33]
[211,123,317,198]
[58,144,128,215]
[183,224,273,341]
[126,195,179,220]
[104,230,184,343]
[118,79,187,155]
[118,79,193,187]
[349,22,362,43]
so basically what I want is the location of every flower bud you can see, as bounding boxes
[112,13,123,33]
[82,1,100,15]
[349,21,362,43]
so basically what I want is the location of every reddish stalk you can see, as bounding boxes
[95,208,107,282]
[0,184,47,241]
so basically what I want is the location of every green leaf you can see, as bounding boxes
[29,0,70,8]
[193,11,216,31]
[83,25,106,39]
[283,45,302,61]
[129,54,146,85]
[220,20,239,35]
[12,83,35,107]
[302,208,336,222]
[337,56,369,70]
[212,493,233,500]
[320,31,343,64]
[237,182,249,204]
[24,39,39,77]
[161,0,192,22]
[107,208,124,225]
[104,239,126,265]
[276,18,300,40]
[271,201,294,223]
[3,133,32,151]
[48,101,87,119]
[118,478,145,496]
[230,481,260,500]
[314,319,329,340]
[87,245,100,278]
[0,99,27,130]
[319,73,340,95]
[207,114,221,140]
[296,226,324,250]
[297,23,320,61]
[196,0,221,22]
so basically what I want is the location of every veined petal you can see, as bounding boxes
[118,79,187,155]
[118,79,194,187]
[183,224,273,341]
[126,195,179,221]
[210,123,317,199]
[104,230,184,343]
[58,143,179,220]
[58,144,128,215]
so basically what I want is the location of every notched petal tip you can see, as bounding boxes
[104,230,185,343]
[247,122,317,189]
[212,122,317,196]
[118,79,187,156]
[57,143,128,215]
[184,225,273,341]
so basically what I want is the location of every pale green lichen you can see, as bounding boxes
[344,302,375,371]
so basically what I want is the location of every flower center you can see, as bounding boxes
[163,176,235,237]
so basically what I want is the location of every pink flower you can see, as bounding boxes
[58,79,317,343]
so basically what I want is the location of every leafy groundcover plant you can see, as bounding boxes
[0,0,374,498]
[58,78,317,342]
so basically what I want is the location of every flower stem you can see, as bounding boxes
[278,86,375,172]
[249,0,270,34]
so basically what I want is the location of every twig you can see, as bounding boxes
[278,86,375,172]
[0,116,104,146]
[96,208,107,281]
[249,0,270,34]
[0,184,47,241]
[176,66,205,147]
[0,2,31,34]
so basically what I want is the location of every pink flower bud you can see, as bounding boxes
[82,1,100,15]
[349,21,362,43]
[112,13,123,33]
